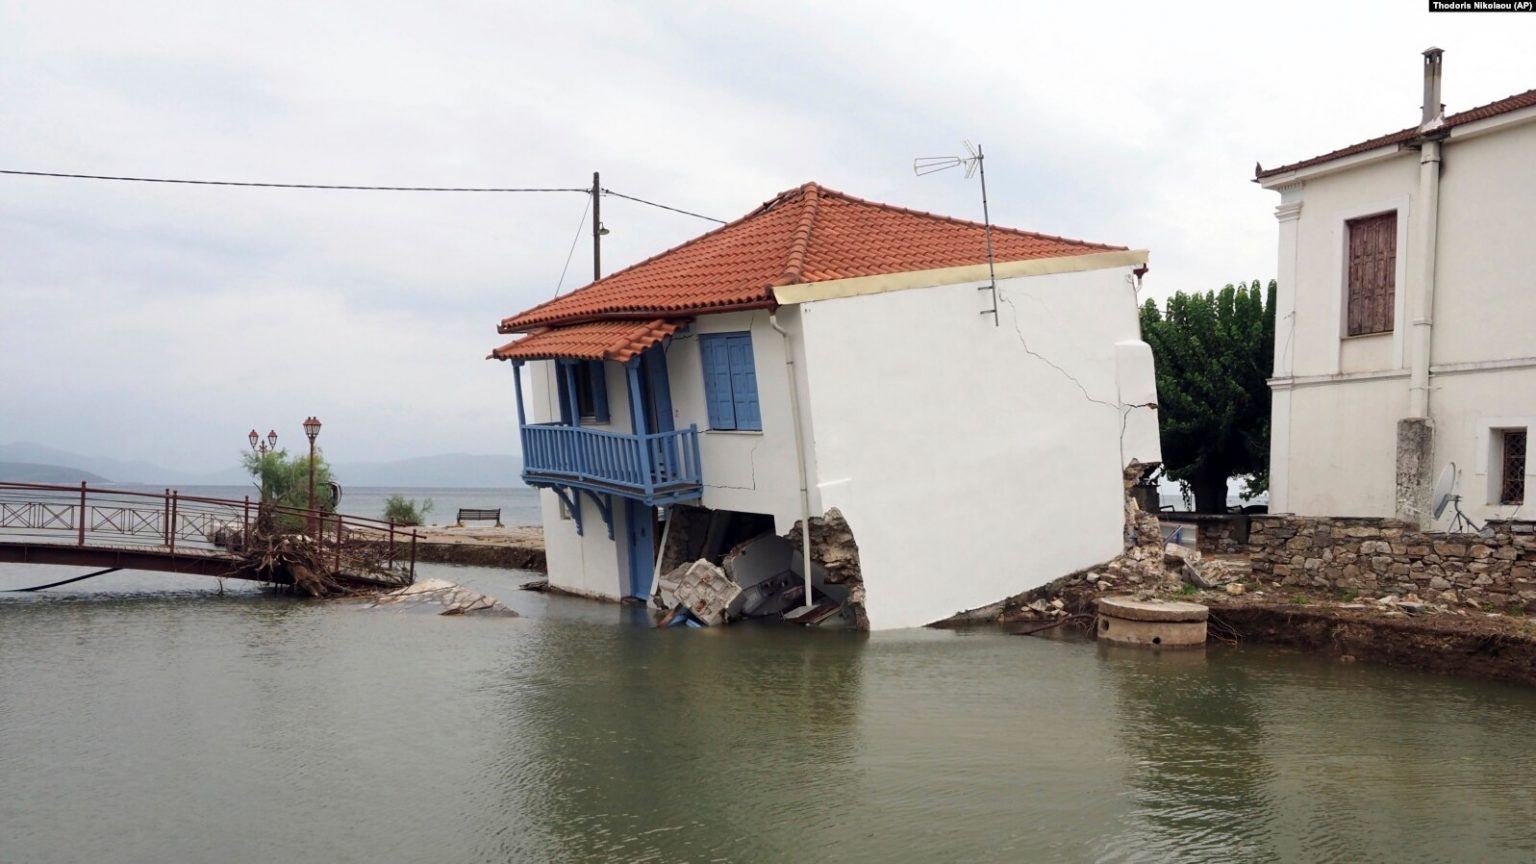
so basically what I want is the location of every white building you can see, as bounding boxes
[491,183,1160,629]
[1257,49,1536,526]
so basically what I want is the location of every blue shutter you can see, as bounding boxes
[725,335,761,431]
[643,346,674,433]
[586,360,609,423]
[555,363,573,425]
[700,336,736,430]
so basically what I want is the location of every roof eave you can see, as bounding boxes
[498,299,776,334]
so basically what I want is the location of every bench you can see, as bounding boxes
[456,508,502,527]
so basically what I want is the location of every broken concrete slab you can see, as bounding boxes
[672,560,742,626]
[368,578,517,617]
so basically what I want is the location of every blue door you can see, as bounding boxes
[623,498,654,599]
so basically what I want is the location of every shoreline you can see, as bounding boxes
[377,521,1536,687]
[381,524,548,573]
[938,553,1536,688]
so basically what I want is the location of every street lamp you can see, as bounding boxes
[248,428,278,455]
[303,417,322,529]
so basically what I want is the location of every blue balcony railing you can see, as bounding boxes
[520,423,703,504]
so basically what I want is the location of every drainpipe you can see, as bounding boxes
[648,506,672,605]
[770,311,814,609]
[1409,47,1444,419]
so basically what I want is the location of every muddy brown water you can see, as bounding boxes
[3,562,1535,863]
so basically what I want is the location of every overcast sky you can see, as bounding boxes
[2,1,1532,475]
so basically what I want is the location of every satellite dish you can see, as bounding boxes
[1431,462,1457,520]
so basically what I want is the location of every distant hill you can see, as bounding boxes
[0,442,201,485]
[332,453,524,487]
[0,461,112,484]
[0,442,524,489]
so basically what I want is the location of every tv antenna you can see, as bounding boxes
[1431,462,1481,533]
[914,141,999,326]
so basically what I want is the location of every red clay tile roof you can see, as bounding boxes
[1256,87,1536,180]
[489,319,683,363]
[497,182,1124,333]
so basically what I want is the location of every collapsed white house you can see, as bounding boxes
[491,182,1161,629]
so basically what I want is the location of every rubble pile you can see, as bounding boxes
[941,461,1253,629]
[655,508,867,630]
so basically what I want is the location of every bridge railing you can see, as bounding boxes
[0,481,417,584]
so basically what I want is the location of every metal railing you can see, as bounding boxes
[0,481,417,584]
[520,423,702,499]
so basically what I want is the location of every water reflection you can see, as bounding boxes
[1095,645,1281,863]
[5,565,1536,864]
[483,620,866,863]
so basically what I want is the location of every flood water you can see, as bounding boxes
[3,563,1535,863]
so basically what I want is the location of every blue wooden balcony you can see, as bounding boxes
[520,423,703,506]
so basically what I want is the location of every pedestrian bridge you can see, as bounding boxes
[0,481,417,590]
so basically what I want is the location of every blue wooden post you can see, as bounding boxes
[562,361,583,429]
[627,359,653,496]
[512,361,528,480]
[511,361,527,427]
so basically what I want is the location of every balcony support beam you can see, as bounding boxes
[550,485,583,536]
[579,489,615,539]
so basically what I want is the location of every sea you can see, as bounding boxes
[108,484,542,527]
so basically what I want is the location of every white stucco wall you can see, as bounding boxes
[521,310,810,599]
[525,359,627,599]
[661,309,807,530]
[1265,113,1536,523]
[794,266,1158,629]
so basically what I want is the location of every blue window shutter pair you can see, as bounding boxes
[555,361,609,424]
[699,333,761,431]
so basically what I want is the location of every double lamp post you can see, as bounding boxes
[247,417,323,530]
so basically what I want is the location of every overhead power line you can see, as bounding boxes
[601,189,726,224]
[0,168,727,222]
[0,169,585,193]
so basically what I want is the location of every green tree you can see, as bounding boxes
[1140,280,1276,513]
[242,448,338,530]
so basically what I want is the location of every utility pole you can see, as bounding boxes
[591,171,602,281]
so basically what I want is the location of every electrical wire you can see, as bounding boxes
[553,195,592,298]
[1,169,729,223]
[601,188,725,224]
[0,169,586,193]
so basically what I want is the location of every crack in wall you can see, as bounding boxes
[999,292,1122,411]
[706,437,762,491]
[997,291,1158,467]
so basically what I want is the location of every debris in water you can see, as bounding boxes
[368,578,517,617]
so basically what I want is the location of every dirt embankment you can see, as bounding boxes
[1207,601,1536,687]
[363,525,547,573]
[938,545,1536,688]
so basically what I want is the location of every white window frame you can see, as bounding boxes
[1475,418,1536,507]
[1327,195,1409,375]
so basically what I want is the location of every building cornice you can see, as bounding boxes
[772,249,1149,306]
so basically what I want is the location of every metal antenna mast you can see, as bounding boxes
[914,141,999,325]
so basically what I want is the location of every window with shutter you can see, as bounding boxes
[699,332,762,431]
[555,361,609,424]
[1345,212,1397,336]
[1501,429,1526,506]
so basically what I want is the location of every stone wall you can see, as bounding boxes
[1249,515,1536,608]
[1160,513,1250,556]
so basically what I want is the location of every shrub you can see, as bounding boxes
[383,494,433,527]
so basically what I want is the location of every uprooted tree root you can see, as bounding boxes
[228,508,409,598]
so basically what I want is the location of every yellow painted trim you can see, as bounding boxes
[772,249,1149,305]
